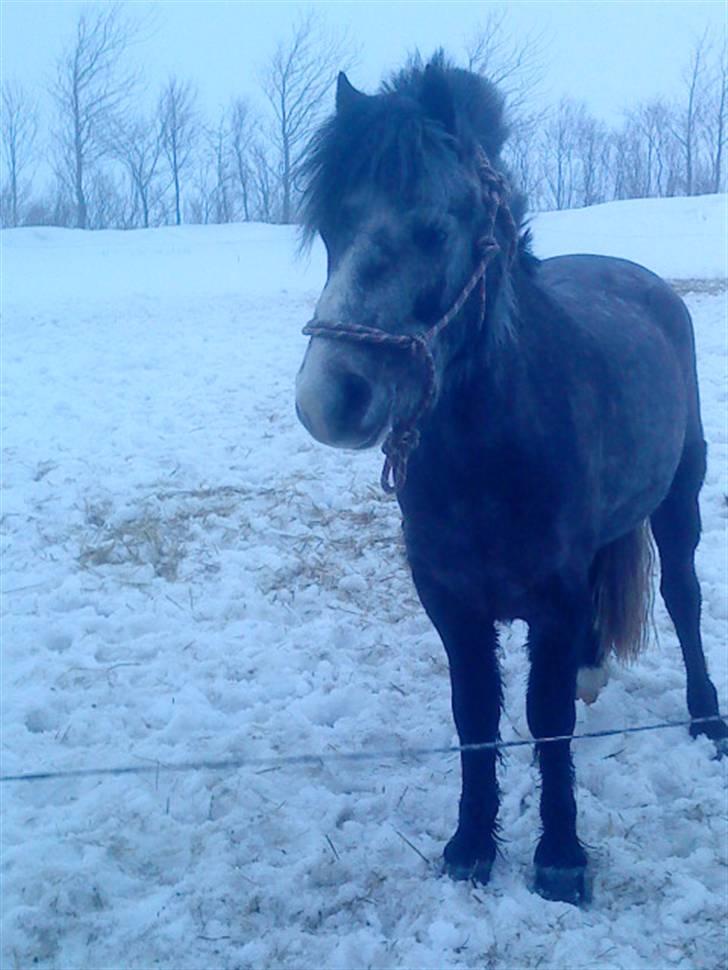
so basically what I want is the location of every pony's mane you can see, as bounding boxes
[382,51,509,160]
[300,52,524,247]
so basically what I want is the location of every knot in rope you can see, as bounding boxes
[381,424,421,493]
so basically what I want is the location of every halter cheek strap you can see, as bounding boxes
[301,151,516,494]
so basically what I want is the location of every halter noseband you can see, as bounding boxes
[302,151,516,494]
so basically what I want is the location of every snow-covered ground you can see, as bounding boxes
[2,195,726,969]
[533,193,727,280]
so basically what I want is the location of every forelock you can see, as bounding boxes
[299,93,457,246]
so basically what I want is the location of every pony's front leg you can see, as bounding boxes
[527,602,590,905]
[412,570,501,885]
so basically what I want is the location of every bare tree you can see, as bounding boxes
[86,168,128,229]
[250,142,278,223]
[703,37,728,193]
[230,97,256,221]
[23,178,74,228]
[671,30,711,195]
[538,100,612,209]
[208,109,234,224]
[572,110,610,206]
[1,80,38,227]
[158,76,198,226]
[108,113,162,228]
[620,100,679,198]
[633,102,664,197]
[187,156,214,225]
[502,112,546,209]
[611,122,642,201]
[540,99,580,210]
[464,8,545,117]
[262,11,355,224]
[51,3,138,228]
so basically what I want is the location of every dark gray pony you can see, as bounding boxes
[294,55,726,904]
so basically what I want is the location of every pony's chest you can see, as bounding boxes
[400,486,560,617]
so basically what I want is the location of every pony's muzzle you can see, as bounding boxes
[295,337,391,450]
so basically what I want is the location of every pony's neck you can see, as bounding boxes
[411,260,528,478]
[440,259,520,400]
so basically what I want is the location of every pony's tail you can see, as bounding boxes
[591,521,656,663]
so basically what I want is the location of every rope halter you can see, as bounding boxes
[302,150,516,494]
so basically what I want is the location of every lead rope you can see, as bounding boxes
[302,151,516,493]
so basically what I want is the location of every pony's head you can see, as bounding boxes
[295,55,519,461]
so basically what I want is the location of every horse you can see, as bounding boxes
[294,54,726,905]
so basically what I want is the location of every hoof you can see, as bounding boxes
[442,854,493,886]
[713,736,728,760]
[576,664,608,704]
[690,714,728,750]
[442,830,495,886]
[534,865,591,906]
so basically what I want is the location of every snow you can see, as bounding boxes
[2,194,727,969]
[533,193,728,280]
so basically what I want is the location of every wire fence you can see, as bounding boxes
[1,713,724,784]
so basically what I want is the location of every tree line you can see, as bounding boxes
[1,4,725,230]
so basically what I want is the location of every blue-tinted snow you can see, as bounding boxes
[2,197,726,969]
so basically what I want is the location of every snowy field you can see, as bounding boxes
[2,195,727,969]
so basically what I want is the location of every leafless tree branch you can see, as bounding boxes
[50,2,141,228]
[1,79,38,227]
[464,8,546,119]
[261,10,357,223]
[158,76,198,226]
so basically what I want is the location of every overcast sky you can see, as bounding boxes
[2,0,725,126]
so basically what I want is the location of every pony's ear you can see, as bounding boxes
[336,72,365,113]
[420,64,455,134]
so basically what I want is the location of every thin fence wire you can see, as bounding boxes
[1,714,724,784]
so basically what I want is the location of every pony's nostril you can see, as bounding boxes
[340,372,373,423]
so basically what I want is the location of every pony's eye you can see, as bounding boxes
[412,223,447,251]
[358,256,389,286]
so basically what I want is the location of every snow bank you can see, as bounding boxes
[4,193,725,320]
[532,193,727,280]
[4,221,326,309]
